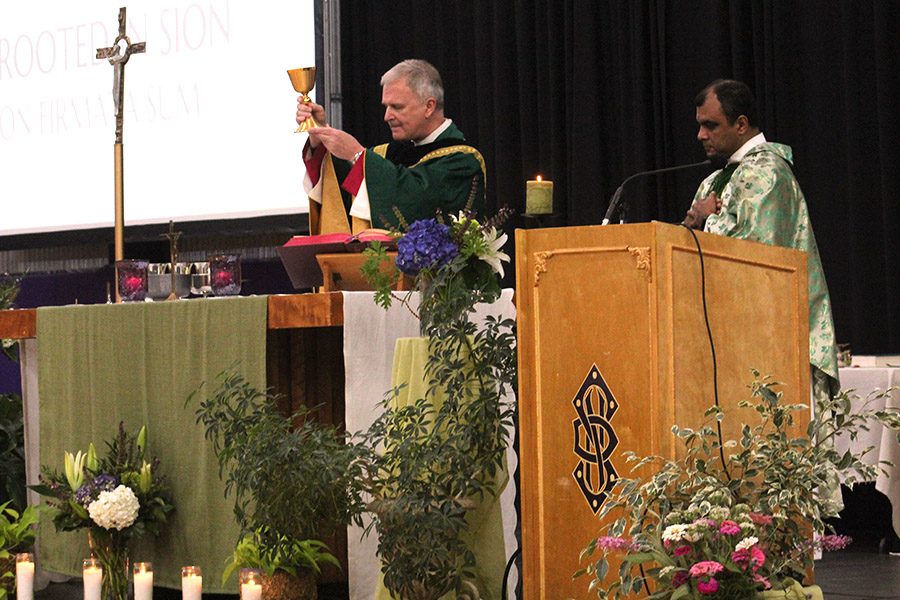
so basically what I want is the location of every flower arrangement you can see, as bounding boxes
[33,423,173,600]
[578,372,900,599]
[361,208,512,334]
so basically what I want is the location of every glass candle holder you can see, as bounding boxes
[83,558,103,600]
[239,568,263,600]
[190,262,211,297]
[134,562,153,600]
[115,259,149,302]
[16,553,34,600]
[208,253,242,296]
[181,566,202,600]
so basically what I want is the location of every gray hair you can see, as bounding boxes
[380,59,444,110]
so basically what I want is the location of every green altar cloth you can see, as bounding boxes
[375,337,508,600]
[36,296,268,591]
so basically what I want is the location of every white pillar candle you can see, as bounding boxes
[16,553,34,600]
[182,566,202,600]
[239,569,263,600]
[240,580,262,600]
[133,562,153,600]
[83,558,103,600]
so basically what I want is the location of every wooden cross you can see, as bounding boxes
[96,7,145,144]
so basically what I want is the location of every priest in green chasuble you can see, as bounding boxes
[297,59,486,234]
[683,79,840,402]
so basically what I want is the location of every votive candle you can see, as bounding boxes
[239,568,262,600]
[182,566,202,600]
[526,175,554,214]
[16,553,34,600]
[83,558,103,600]
[134,562,153,600]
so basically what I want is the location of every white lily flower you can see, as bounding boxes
[479,227,510,278]
[64,450,86,490]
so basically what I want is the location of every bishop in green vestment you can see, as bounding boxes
[684,80,839,395]
[297,59,486,233]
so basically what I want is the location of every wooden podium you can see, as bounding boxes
[514,222,810,599]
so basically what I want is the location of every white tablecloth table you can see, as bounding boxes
[836,367,900,537]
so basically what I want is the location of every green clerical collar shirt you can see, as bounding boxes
[696,138,840,383]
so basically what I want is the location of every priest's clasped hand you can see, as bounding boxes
[682,192,722,229]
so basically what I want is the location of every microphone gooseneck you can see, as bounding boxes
[601,159,711,225]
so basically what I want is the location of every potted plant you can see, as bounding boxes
[360,209,517,599]
[192,371,368,600]
[0,501,39,599]
[577,371,900,598]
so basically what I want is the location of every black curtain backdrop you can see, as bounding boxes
[339,0,900,355]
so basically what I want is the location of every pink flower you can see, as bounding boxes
[688,561,724,577]
[732,546,766,571]
[752,573,772,589]
[749,512,774,525]
[697,578,720,594]
[595,536,636,552]
[719,520,741,535]
[818,534,852,551]
[674,544,692,557]
[695,518,717,528]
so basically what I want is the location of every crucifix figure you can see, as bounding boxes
[96,7,145,286]
[97,7,145,144]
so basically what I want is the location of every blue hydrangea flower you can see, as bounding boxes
[75,473,121,507]
[92,474,120,492]
[396,219,459,276]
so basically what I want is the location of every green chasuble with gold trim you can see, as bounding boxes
[309,122,486,233]
[697,142,839,384]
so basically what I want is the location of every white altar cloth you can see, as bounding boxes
[836,366,900,537]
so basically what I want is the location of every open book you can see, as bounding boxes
[278,229,397,289]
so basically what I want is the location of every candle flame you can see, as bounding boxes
[536,175,542,182]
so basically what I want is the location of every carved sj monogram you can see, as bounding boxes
[572,364,619,514]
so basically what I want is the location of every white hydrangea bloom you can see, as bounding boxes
[88,485,140,530]
[735,536,759,552]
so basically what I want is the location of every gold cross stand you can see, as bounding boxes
[96,7,145,274]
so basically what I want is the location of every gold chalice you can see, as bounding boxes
[288,66,320,133]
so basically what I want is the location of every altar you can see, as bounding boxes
[1,292,517,598]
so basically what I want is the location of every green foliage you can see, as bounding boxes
[0,274,21,362]
[0,501,38,555]
[0,275,25,517]
[360,241,401,310]
[0,502,40,600]
[361,308,517,598]
[579,372,900,598]
[221,526,340,584]
[192,371,367,570]
[0,396,25,511]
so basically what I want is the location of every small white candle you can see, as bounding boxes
[134,562,153,600]
[16,553,34,600]
[182,566,202,600]
[83,558,103,600]
[240,568,262,600]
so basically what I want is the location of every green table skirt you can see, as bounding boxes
[36,296,268,591]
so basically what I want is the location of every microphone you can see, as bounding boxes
[601,159,711,225]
